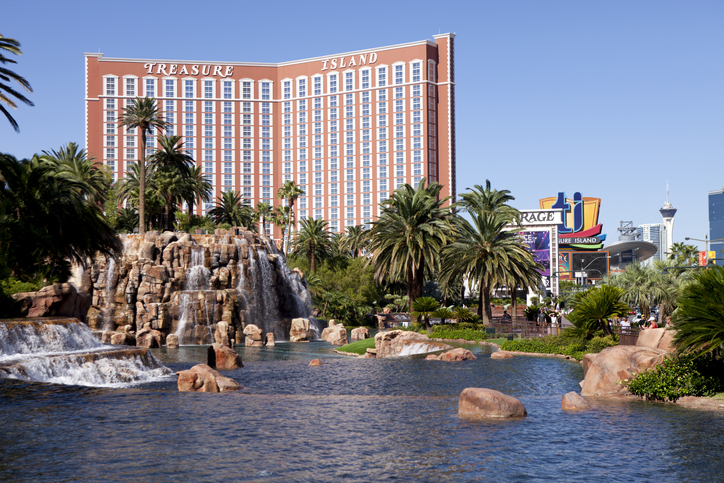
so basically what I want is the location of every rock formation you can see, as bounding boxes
[290,318,313,342]
[321,320,348,346]
[309,359,323,366]
[491,351,514,359]
[458,388,527,420]
[12,283,91,321]
[425,347,477,361]
[209,343,243,369]
[350,327,369,341]
[580,345,668,396]
[561,392,591,410]
[243,324,264,347]
[374,330,453,358]
[176,364,240,392]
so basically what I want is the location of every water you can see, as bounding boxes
[102,257,116,331]
[1,341,723,481]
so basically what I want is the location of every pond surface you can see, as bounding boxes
[1,341,723,482]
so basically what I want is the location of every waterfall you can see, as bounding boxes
[256,249,282,339]
[0,319,172,387]
[186,247,210,291]
[175,247,214,345]
[102,257,117,331]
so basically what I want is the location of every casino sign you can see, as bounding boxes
[539,192,606,250]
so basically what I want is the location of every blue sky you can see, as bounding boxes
[2,0,723,250]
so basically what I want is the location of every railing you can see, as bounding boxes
[617,327,640,346]
[489,317,560,338]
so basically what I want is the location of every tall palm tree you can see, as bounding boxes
[151,166,186,231]
[669,241,699,266]
[39,142,109,205]
[276,180,305,256]
[148,135,193,177]
[255,201,273,236]
[272,205,291,246]
[117,97,168,234]
[440,211,542,325]
[368,178,455,305]
[610,262,671,321]
[459,180,519,222]
[342,224,369,258]
[290,218,332,274]
[0,35,34,132]
[208,190,256,229]
[183,165,212,218]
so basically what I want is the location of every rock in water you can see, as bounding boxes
[176,364,240,392]
[290,318,312,342]
[321,321,348,346]
[266,333,275,346]
[374,330,452,358]
[458,388,527,420]
[309,359,323,366]
[561,392,591,410]
[433,348,477,361]
[211,343,243,369]
[243,324,263,347]
[350,327,369,341]
[580,346,668,396]
[166,334,179,349]
[491,351,514,359]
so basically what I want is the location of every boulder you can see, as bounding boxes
[636,328,675,352]
[215,321,231,347]
[243,324,263,347]
[12,283,90,321]
[580,345,668,396]
[210,343,243,369]
[321,322,348,346]
[561,392,591,410]
[458,388,527,420]
[428,347,477,361]
[491,351,514,359]
[374,330,452,358]
[166,334,179,349]
[350,327,370,341]
[266,333,275,346]
[290,318,312,342]
[110,332,135,346]
[309,359,323,366]
[136,328,162,348]
[176,364,240,393]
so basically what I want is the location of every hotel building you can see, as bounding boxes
[84,34,456,238]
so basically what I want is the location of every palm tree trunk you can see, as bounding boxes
[138,130,146,235]
[310,241,316,274]
[481,285,493,326]
[511,283,518,318]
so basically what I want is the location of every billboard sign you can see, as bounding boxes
[539,191,606,250]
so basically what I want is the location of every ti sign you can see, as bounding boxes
[539,192,606,250]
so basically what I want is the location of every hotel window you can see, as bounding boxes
[106,98,115,110]
[242,114,252,125]
[379,179,388,191]
[298,160,307,173]
[345,194,355,206]
[242,81,252,99]
[106,123,115,134]
[395,113,404,125]
[330,220,339,232]
[345,71,353,91]
[361,91,370,104]
[243,175,252,186]
[298,99,306,111]
[314,147,322,158]
[361,117,370,129]
[314,192,323,204]
[185,80,194,98]
[261,114,271,126]
[330,183,339,195]
[262,187,272,200]
[204,80,213,98]
[413,164,423,176]
[221,80,232,99]
[106,148,116,159]
[413,137,422,149]
[313,76,322,96]
[362,181,371,193]
[261,82,270,100]
[330,170,338,182]
[396,165,405,177]
[166,79,177,98]
[363,193,372,205]
[395,125,404,138]
[124,148,134,160]
[345,169,354,181]
[395,100,404,112]
[262,102,271,114]
[346,182,354,193]
[283,80,291,100]
[378,102,387,114]
[395,87,404,100]
[361,69,370,89]
[345,93,354,106]
[346,207,355,220]
[261,126,271,138]
[283,101,291,113]
[329,108,337,120]
[125,78,136,97]
[145,78,155,98]
[395,151,404,164]
[345,106,354,119]
[262,175,272,187]
[298,112,306,123]
[428,62,436,82]
[412,84,421,98]
[242,163,252,174]
[299,197,307,209]
[262,163,271,174]
[377,67,386,87]
[298,78,306,97]
[362,168,371,180]
[379,166,388,178]
[223,174,232,186]
[413,150,422,163]
[328,74,337,94]
[412,62,421,83]
[378,115,387,128]
[313,110,322,122]
[378,140,387,152]
[412,97,422,111]
[105,77,116,96]
[396,178,405,189]
[395,64,404,85]
[362,155,371,167]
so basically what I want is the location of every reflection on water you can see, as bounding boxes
[1,342,724,482]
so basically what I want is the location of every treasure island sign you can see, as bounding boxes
[539,192,606,251]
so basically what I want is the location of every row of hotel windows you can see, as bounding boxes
[104,61,435,99]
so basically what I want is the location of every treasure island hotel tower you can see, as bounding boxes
[85,34,456,240]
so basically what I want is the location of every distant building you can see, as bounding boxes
[710,188,724,263]
[659,186,677,259]
[638,223,666,265]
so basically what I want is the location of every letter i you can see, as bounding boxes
[572,192,583,232]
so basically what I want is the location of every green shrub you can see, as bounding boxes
[500,334,616,360]
[625,354,724,402]
[429,325,487,341]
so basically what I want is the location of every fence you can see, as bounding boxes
[617,327,640,346]
[489,317,560,338]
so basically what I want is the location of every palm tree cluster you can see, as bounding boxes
[1,34,33,132]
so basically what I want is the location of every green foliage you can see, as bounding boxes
[625,354,724,402]
[500,332,617,360]
[566,285,630,338]
[175,213,215,233]
[336,337,376,355]
[429,325,488,341]
[0,277,42,294]
[411,296,440,331]
[0,35,34,132]
[673,266,724,357]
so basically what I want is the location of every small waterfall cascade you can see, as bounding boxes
[102,257,117,332]
[0,318,171,387]
[175,247,215,345]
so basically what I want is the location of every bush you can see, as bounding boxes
[500,333,617,360]
[429,325,488,341]
[625,354,724,402]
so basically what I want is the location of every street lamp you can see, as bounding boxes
[578,256,610,287]
[684,236,724,265]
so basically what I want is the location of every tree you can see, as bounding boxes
[183,165,213,218]
[459,180,519,223]
[148,135,193,177]
[411,296,441,332]
[276,180,305,256]
[669,242,699,267]
[272,205,291,247]
[567,285,631,338]
[255,201,273,235]
[609,261,674,322]
[290,218,332,274]
[342,224,369,258]
[0,35,34,132]
[39,142,109,205]
[208,190,256,228]
[441,210,542,326]
[117,97,168,234]
[151,166,186,231]
[368,179,455,305]
[672,266,724,357]
[432,306,454,325]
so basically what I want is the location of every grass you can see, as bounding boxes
[336,337,376,355]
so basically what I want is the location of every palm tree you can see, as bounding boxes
[432,306,454,325]
[39,142,109,205]
[368,179,455,305]
[459,180,519,223]
[148,135,193,177]
[672,266,724,357]
[567,285,630,338]
[272,205,291,247]
[117,97,168,234]
[610,262,672,322]
[0,35,34,132]
[151,166,186,231]
[276,180,305,256]
[255,201,273,236]
[441,211,542,326]
[208,190,256,229]
[669,242,699,266]
[290,218,332,274]
[411,296,440,332]
[342,224,369,258]
[183,165,213,218]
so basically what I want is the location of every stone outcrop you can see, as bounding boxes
[580,345,669,396]
[290,318,312,342]
[374,330,453,358]
[350,327,370,341]
[12,283,91,322]
[426,347,477,361]
[266,333,275,346]
[136,327,163,348]
[309,359,323,366]
[491,351,514,359]
[176,364,240,392]
[636,328,675,352]
[166,334,179,349]
[243,324,264,347]
[458,388,527,420]
[321,321,348,346]
[209,343,243,369]
[561,392,591,410]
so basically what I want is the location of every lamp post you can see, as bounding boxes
[685,236,724,265]
[578,256,610,287]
